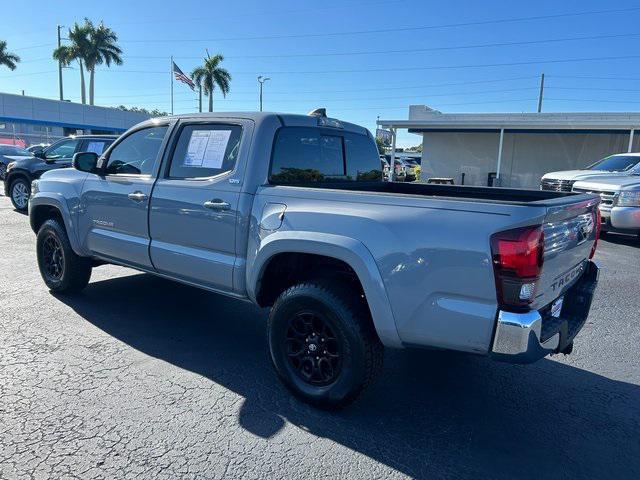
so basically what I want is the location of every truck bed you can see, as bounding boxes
[290,181,582,205]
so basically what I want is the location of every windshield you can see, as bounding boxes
[587,155,640,172]
[0,146,31,156]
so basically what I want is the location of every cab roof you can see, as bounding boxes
[141,111,371,136]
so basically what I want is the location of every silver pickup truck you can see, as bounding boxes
[29,112,601,408]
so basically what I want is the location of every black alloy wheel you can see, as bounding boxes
[285,310,343,386]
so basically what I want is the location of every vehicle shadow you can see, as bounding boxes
[58,272,640,480]
[601,231,639,247]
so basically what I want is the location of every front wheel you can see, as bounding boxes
[268,280,384,409]
[0,163,7,180]
[9,177,30,211]
[36,219,92,293]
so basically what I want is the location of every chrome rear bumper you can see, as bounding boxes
[491,261,599,364]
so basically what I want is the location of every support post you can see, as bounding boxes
[629,129,635,152]
[537,73,545,113]
[389,127,397,182]
[57,25,64,101]
[495,128,504,187]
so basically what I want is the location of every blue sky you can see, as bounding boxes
[1,0,640,146]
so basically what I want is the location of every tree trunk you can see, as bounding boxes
[208,92,213,112]
[78,59,86,104]
[89,68,95,105]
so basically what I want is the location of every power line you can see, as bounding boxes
[548,86,640,93]
[124,32,640,60]
[335,98,539,110]
[0,70,55,79]
[546,97,640,104]
[96,54,640,75]
[550,74,640,82]
[12,43,56,51]
[121,6,640,44]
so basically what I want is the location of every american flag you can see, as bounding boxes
[172,61,195,90]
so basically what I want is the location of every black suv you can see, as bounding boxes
[3,135,118,211]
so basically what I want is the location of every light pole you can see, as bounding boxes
[258,76,270,111]
[57,25,64,101]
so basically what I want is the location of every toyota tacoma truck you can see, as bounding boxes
[29,112,601,408]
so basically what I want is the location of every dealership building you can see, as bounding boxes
[0,92,149,148]
[378,106,640,189]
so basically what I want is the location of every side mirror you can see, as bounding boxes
[73,151,99,173]
[34,150,46,159]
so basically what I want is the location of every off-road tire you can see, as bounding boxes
[36,219,92,293]
[268,280,384,409]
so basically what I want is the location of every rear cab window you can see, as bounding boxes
[270,127,382,184]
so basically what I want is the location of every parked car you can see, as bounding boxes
[402,158,421,182]
[573,174,640,236]
[29,112,600,408]
[26,143,51,155]
[381,156,407,181]
[4,134,117,211]
[0,145,33,180]
[541,153,640,192]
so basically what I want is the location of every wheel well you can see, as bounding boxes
[30,205,65,234]
[256,252,367,308]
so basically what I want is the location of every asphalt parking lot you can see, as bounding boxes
[0,192,638,480]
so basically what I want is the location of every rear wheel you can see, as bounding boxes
[36,219,92,293]
[268,280,383,409]
[9,177,30,211]
[0,163,7,180]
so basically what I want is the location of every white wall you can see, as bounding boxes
[421,130,635,188]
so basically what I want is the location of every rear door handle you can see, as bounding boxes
[203,199,231,210]
[128,191,148,202]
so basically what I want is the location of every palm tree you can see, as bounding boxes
[0,40,20,70]
[53,22,91,104]
[191,54,231,112]
[85,20,123,105]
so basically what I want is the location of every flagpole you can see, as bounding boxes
[170,55,174,115]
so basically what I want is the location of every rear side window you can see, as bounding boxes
[270,127,381,184]
[168,124,242,179]
[344,132,383,181]
[270,128,344,184]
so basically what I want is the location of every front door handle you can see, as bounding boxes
[203,199,231,211]
[128,191,148,202]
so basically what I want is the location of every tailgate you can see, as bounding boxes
[534,195,600,309]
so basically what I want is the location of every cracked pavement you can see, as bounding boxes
[0,193,639,479]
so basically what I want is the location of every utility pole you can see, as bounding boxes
[537,73,545,113]
[57,25,64,101]
[258,76,270,111]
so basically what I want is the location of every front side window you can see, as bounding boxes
[45,139,79,159]
[168,124,242,179]
[105,126,168,175]
[270,127,345,184]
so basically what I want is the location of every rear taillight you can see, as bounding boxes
[590,208,601,259]
[490,225,544,308]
